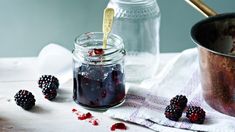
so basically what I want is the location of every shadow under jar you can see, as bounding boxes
[191,13,235,116]
[73,32,126,110]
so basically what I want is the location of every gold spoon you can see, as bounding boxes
[102,8,114,49]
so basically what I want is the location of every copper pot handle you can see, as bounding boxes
[185,0,217,17]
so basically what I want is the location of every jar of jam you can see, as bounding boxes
[73,32,126,110]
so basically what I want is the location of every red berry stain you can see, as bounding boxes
[78,114,87,120]
[94,48,104,55]
[78,112,92,120]
[88,48,104,57]
[72,108,77,112]
[88,50,94,56]
[92,120,99,126]
[86,112,92,118]
[111,123,127,131]
[71,108,99,126]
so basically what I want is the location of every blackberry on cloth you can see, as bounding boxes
[164,104,183,121]
[186,106,206,124]
[170,95,188,110]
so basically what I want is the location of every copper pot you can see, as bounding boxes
[191,13,235,116]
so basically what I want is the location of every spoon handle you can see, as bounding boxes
[102,8,114,49]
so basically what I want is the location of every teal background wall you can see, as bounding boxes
[0,0,234,57]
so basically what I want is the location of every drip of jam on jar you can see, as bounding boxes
[94,48,104,55]
[73,63,125,109]
[111,123,127,131]
[88,48,104,56]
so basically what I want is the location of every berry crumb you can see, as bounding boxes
[92,120,99,126]
[72,108,77,112]
[78,112,92,120]
[71,108,99,126]
[86,112,92,118]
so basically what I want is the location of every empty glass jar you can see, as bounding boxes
[107,0,161,82]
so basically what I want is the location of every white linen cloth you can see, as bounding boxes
[105,48,235,132]
[37,44,235,131]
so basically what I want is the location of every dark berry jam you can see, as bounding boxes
[73,64,125,109]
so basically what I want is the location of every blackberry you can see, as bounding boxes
[42,83,57,100]
[164,104,183,121]
[38,75,59,89]
[14,90,36,110]
[186,106,206,124]
[170,95,188,110]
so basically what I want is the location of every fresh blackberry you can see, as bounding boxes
[38,75,59,89]
[42,83,57,100]
[14,90,36,110]
[170,95,188,110]
[186,106,206,124]
[164,104,183,121]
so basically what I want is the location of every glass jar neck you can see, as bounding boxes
[110,0,155,6]
[108,0,160,19]
[73,32,125,65]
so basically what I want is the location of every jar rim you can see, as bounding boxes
[74,32,124,50]
[73,32,125,65]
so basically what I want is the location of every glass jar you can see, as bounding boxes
[107,0,161,82]
[72,32,126,110]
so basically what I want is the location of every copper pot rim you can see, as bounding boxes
[191,12,235,58]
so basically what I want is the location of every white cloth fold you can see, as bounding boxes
[0,43,72,82]
[105,48,235,132]
[38,43,73,84]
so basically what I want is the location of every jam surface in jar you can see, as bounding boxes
[73,63,125,109]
